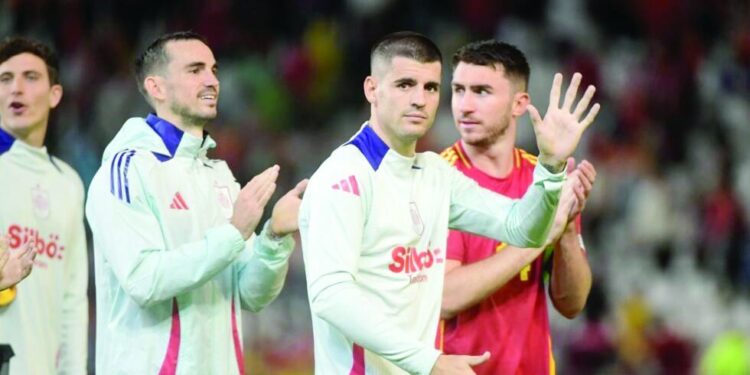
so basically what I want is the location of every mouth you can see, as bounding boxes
[404,113,427,120]
[9,101,26,114]
[198,91,218,103]
[458,119,480,127]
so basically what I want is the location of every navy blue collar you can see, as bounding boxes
[145,113,184,162]
[0,126,16,155]
[346,124,390,171]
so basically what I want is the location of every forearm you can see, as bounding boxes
[311,280,441,375]
[550,225,591,318]
[442,246,543,319]
[450,164,565,248]
[238,221,294,311]
[112,223,246,306]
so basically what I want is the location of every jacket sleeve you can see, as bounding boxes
[301,158,441,375]
[235,220,294,312]
[86,152,246,307]
[448,161,565,248]
[57,174,88,374]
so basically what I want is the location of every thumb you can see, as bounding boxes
[566,157,576,175]
[291,179,309,197]
[465,351,490,366]
[526,104,543,128]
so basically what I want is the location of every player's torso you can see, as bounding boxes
[442,146,552,374]
[0,152,79,306]
[0,150,81,373]
[144,154,240,302]
[356,152,452,345]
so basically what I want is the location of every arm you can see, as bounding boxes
[448,161,565,248]
[237,179,307,311]
[88,157,276,307]
[443,160,586,320]
[549,160,597,318]
[301,164,441,374]
[549,221,591,318]
[236,223,293,312]
[57,182,88,374]
[441,245,544,320]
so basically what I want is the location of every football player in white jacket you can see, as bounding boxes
[300,31,599,375]
[87,31,306,374]
[0,36,88,375]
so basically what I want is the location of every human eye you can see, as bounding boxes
[474,87,490,96]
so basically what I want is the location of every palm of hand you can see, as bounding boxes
[528,73,600,166]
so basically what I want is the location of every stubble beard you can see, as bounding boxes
[463,115,511,149]
[171,100,215,129]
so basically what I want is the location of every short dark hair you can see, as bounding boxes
[452,40,530,91]
[370,31,442,71]
[0,36,60,85]
[134,31,208,98]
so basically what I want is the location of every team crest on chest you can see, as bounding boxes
[409,202,424,235]
[214,183,233,219]
[31,184,50,219]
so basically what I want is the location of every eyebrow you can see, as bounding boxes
[425,81,440,89]
[0,69,43,77]
[394,77,416,86]
[184,62,219,70]
[452,82,492,91]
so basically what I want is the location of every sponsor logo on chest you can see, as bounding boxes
[388,245,444,284]
[6,224,66,268]
[30,184,50,219]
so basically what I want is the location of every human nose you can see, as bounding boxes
[411,87,426,108]
[203,70,219,88]
[9,76,23,95]
[458,92,475,113]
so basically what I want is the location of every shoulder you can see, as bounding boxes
[515,148,538,168]
[307,144,373,197]
[438,143,462,167]
[50,156,85,196]
[317,144,374,176]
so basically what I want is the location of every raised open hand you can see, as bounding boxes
[527,73,600,172]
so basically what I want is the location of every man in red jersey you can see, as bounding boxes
[437,40,596,374]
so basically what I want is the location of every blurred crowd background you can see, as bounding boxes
[3,0,750,373]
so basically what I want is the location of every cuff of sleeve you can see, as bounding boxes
[533,162,566,190]
[254,220,295,261]
[208,223,247,257]
[533,162,566,181]
[411,348,443,375]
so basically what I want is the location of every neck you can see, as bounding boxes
[0,120,47,148]
[461,125,516,178]
[155,109,205,138]
[368,117,416,157]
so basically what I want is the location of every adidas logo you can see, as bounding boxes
[169,192,190,210]
[332,175,360,196]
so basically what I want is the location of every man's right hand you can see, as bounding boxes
[430,352,490,375]
[231,165,280,240]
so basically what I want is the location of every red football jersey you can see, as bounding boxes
[437,141,569,375]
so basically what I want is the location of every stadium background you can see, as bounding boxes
[3,0,750,373]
